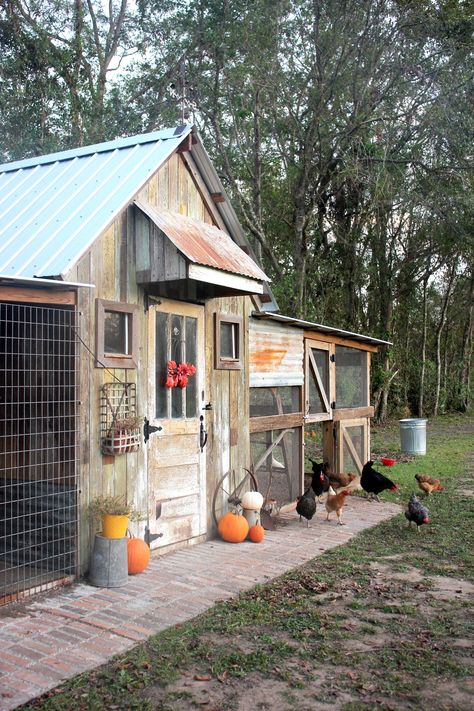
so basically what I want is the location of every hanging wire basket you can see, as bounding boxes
[100,383,141,455]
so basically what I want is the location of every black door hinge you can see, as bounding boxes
[330,354,335,362]
[331,401,336,409]
[144,417,162,443]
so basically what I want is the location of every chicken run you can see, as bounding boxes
[214,458,444,538]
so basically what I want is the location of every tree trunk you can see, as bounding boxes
[433,263,457,416]
[460,268,474,411]
[418,273,429,417]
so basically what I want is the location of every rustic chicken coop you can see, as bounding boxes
[249,313,390,504]
[0,123,389,606]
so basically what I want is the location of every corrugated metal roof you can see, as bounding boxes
[135,200,268,282]
[252,312,392,347]
[0,126,192,279]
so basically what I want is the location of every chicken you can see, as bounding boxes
[415,474,444,496]
[328,471,357,490]
[325,486,350,525]
[405,493,430,532]
[296,487,317,527]
[309,459,330,499]
[361,460,399,502]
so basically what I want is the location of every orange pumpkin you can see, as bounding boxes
[248,524,265,543]
[127,537,150,575]
[217,511,249,543]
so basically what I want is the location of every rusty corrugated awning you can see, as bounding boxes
[135,200,268,283]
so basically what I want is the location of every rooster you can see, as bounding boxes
[296,487,317,527]
[361,460,399,502]
[325,486,350,525]
[309,459,330,500]
[415,474,444,496]
[405,493,430,532]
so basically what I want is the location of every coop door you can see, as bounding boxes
[336,418,370,475]
[146,299,206,550]
[305,340,333,422]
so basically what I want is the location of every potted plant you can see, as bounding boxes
[101,415,142,455]
[88,495,146,539]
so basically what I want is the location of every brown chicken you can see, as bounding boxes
[415,474,444,495]
[325,486,351,525]
[328,471,357,490]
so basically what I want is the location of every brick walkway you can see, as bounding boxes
[0,497,400,710]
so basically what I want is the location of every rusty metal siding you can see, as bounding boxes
[134,201,268,282]
[249,318,304,387]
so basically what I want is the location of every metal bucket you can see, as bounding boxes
[89,534,128,587]
[399,418,427,455]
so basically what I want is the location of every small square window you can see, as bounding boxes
[96,299,138,369]
[215,313,243,370]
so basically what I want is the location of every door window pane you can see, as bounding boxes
[308,348,329,414]
[155,312,198,420]
[336,347,368,408]
[155,312,168,418]
[185,317,198,418]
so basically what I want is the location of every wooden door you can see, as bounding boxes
[146,299,206,550]
[336,417,370,475]
[305,339,333,422]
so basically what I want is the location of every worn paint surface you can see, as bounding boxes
[249,318,304,387]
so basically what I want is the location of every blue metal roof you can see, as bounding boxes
[0,126,192,279]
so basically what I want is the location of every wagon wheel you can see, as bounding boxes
[212,468,259,527]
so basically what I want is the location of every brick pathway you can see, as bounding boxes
[0,497,400,710]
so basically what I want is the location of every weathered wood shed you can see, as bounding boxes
[0,125,273,603]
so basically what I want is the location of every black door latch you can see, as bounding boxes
[199,415,208,452]
[144,417,162,443]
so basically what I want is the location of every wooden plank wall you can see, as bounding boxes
[67,150,246,569]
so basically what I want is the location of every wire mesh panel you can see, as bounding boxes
[0,302,79,605]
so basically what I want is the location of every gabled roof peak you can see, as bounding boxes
[0,125,193,174]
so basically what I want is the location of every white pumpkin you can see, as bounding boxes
[240,490,264,510]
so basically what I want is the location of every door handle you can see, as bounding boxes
[144,417,162,443]
[199,415,208,452]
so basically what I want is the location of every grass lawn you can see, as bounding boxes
[20,415,474,710]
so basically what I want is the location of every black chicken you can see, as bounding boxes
[296,487,317,527]
[405,493,430,532]
[361,460,399,502]
[309,459,330,499]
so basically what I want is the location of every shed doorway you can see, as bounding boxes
[0,301,78,605]
[146,299,206,550]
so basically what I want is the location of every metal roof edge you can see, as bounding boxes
[251,311,392,347]
[0,274,94,289]
[0,125,193,174]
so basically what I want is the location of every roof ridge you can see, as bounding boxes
[0,125,192,174]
